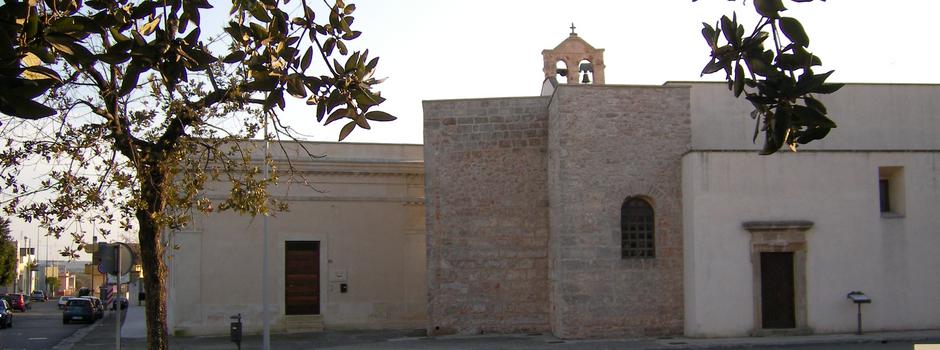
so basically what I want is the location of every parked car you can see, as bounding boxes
[57,296,72,310]
[63,298,95,324]
[111,296,128,310]
[78,296,104,319]
[7,294,28,312]
[30,290,47,302]
[0,299,12,329]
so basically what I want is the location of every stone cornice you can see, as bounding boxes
[742,220,814,231]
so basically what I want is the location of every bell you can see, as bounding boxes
[581,72,591,84]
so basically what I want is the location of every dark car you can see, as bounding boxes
[30,290,47,302]
[7,294,28,312]
[63,298,95,324]
[78,296,104,319]
[111,296,128,310]
[0,299,12,329]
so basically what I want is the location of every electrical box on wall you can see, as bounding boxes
[330,269,347,282]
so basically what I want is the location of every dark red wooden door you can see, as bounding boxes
[285,241,320,315]
[760,252,795,328]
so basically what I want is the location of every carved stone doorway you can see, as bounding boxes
[744,221,813,335]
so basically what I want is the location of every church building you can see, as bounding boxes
[167,30,940,339]
[423,29,940,338]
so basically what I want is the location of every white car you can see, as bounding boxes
[57,296,71,310]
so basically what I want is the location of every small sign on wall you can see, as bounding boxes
[330,269,347,282]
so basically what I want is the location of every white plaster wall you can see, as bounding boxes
[683,151,940,337]
[676,82,940,151]
[167,142,427,336]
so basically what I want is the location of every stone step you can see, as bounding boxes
[284,315,324,333]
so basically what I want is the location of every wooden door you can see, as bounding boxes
[760,252,795,328]
[285,241,320,315]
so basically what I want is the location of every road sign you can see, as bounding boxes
[98,243,135,275]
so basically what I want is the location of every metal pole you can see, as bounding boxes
[856,303,862,335]
[116,244,121,350]
[261,114,270,350]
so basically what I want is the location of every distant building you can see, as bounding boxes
[12,239,37,294]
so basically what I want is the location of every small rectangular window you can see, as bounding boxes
[878,179,890,213]
[878,166,905,218]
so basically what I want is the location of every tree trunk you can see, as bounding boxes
[138,206,169,350]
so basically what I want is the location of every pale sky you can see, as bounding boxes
[10,1,940,260]
[289,0,940,144]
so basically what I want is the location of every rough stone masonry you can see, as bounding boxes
[423,83,690,338]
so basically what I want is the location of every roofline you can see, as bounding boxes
[422,95,551,103]
[233,139,423,147]
[665,80,940,87]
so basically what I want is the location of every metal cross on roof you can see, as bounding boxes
[570,23,576,35]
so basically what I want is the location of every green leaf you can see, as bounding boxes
[2,99,56,119]
[338,121,356,141]
[795,70,834,95]
[796,127,831,144]
[804,96,826,114]
[814,83,844,94]
[355,116,370,129]
[118,64,142,97]
[364,110,395,122]
[345,51,360,72]
[720,15,735,46]
[733,62,745,97]
[249,3,272,22]
[285,74,307,98]
[754,0,786,18]
[779,17,809,47]
[701,59,724,76]
[323,37,336,56]
[745,56,772,77]
[110,27,131,43]
[701,23,717,49]
[342,31,361,40]
[26,66,62,84]
[774,54,803,71]
[792,104,836,128]
[223,50,246,64]
[325,108,347,125]
[140,16,161,36]
[343,4,356,15]
[316,102,326,122]
[301,47,313,71]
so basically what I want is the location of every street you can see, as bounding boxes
[0,298,92,350]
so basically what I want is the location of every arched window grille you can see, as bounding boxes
[621,197,655,258]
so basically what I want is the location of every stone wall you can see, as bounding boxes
[547,85,690,338]
[423,97,552,335]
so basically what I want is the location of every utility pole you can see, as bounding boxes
[261,113,271,350]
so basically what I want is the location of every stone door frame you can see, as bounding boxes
[743,220,813,336]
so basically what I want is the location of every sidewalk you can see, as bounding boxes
[61,304,940,350]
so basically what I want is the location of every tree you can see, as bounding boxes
[0,218,14,287]
[696,0,841,154]
[0,1,393,349]
[46,275,60,293]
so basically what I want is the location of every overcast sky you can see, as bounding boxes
[289,0,940,144]
[11,1,940,261]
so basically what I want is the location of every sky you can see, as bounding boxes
[9,1,940,261]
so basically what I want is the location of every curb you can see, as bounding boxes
[51,319,103,350]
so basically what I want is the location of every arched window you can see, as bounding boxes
[578,59,594,84]
[621,197,654,258]
[555,60,569,84]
